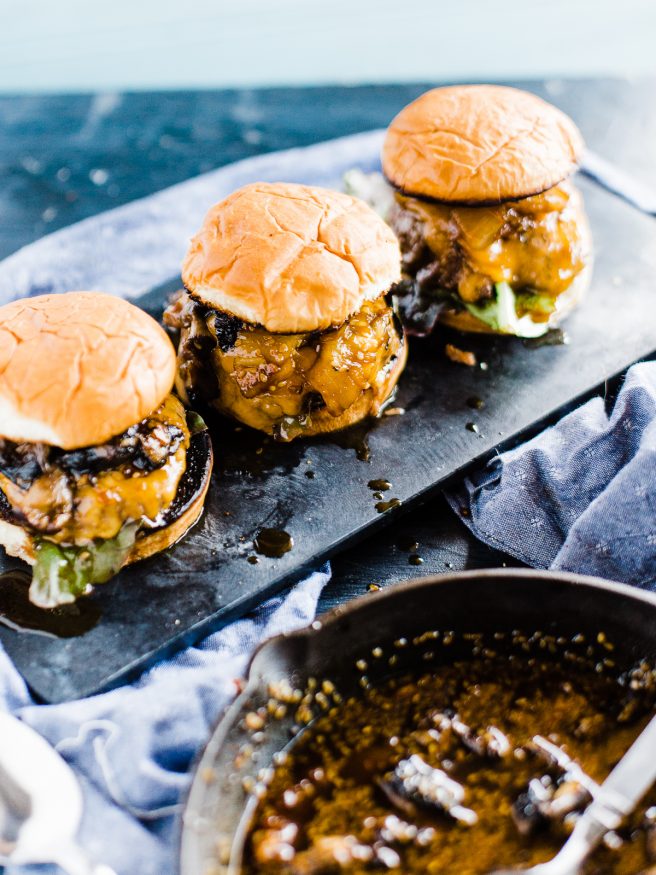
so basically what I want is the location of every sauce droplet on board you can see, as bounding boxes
[375,498,402,514]
[330,420,374,462]
[254,528,294,558]
[368,479,392,492]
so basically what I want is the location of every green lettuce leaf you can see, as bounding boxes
[186,410,208,435]
[30,523,139,609]
[464,282,550,338]
[516,291,558,317]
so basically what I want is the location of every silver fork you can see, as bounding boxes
[489,713,656,875]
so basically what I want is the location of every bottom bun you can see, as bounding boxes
[440,265,592,336]
[301,342,408,437]
[0,426,213,574]
[439,309,501,335]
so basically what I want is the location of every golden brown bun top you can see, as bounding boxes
[382,85,584,204]
[182,182,401,333]
[0,292,176,450]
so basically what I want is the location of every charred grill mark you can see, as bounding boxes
[388,279,451,337]
[301,392,326,414]
[0,444,45,488]
[211,310,244,352]
[184,288,246,349]
[388,279,414,301]
[302,330,323,351]
[0,486,15,523]
[383,171,562,207]
[0,420,185,491]
[173,297,241,405]
[181,294,245,353]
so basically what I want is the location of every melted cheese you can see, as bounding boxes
[209,296,403,436]
[396,182,588,303]
[0,395,189,545]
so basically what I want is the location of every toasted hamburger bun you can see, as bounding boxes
[440,264,592,336]
[182,182,402,334]
[0,292,176,450]
[383,85,584,204]
[0,425,213,568]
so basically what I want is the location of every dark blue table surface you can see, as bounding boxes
[1,79,654,612]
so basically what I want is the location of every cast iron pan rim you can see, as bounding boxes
[249,569,656,675]
[178,568,656,874]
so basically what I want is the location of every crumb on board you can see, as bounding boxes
[445,344,477,367]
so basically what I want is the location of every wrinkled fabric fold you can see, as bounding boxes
[447,361,656,588]
[1,566,330,875]
[0,131,369,874]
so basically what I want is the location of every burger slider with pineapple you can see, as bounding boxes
[379,85,593,338]
[0,292,212,608]
[165,182,407,441]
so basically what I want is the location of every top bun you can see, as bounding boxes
[0,292,176,450]
[182,182,401,333]
[382,85,584,204]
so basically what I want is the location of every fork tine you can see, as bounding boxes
[487,860,574,875]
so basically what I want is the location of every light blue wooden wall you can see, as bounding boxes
[1,0,654,93]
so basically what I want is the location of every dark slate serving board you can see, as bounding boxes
[1,175,656,703]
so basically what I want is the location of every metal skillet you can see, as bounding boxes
[491,714,656,875]
[179,569,656,875]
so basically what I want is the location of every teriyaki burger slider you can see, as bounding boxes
[382,85,592,338]
[165,182,407,441]
[0,292,212,608]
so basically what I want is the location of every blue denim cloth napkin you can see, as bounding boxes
[447,361,656,588]
[0,133,376,875]
[0,127,652,875]
[1,568,329,875]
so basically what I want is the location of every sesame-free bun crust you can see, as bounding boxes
[0,292,176,450]
[383,85,584,204]
[182,182,402,333]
